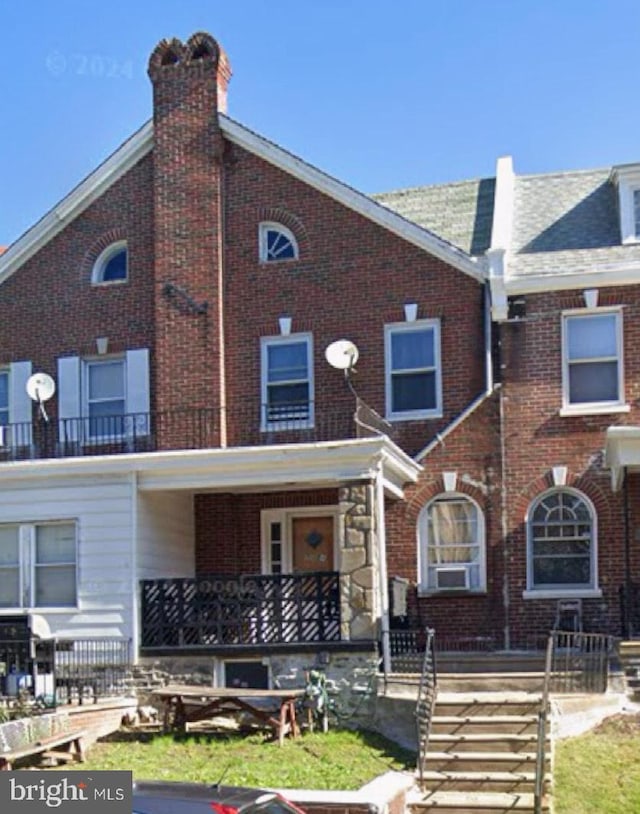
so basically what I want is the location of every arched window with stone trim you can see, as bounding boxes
[526,488,597,593]
[418,494,485,593]
[259,222,299,262]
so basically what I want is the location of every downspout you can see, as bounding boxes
[499,382,510,650]
[376,459,391,675]
[130,471,140,665]
[415,285,495,463]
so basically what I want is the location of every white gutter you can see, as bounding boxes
[416,286,495,462]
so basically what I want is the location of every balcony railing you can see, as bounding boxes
[140,572,341,650]
[0,400,391,461]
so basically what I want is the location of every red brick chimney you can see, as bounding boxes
[148,33,232,446]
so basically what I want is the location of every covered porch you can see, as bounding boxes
[133,436,421,663]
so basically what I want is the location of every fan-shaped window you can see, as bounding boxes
[259,223,298,263]
[92,241,128,285]
[527,489,596,592]
[418,495,485,592]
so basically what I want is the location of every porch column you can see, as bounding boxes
[338,482,381,642]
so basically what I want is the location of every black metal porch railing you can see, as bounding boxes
[0,635,132,704]
[140,572,341,650]
[548,630,613,694]
[0,400,392,462]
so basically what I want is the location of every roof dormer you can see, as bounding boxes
[611,163,640,244]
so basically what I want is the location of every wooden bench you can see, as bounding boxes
[0,730,86,771]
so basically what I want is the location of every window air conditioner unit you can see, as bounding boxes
[435,566,469,590]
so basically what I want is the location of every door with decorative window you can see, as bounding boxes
[291,516,335,573]
[262,510,338,644]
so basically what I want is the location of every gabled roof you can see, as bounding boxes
[0,115,485,287]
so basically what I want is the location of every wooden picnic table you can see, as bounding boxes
[152,684,305,746]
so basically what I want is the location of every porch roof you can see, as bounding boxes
[604,426,640,491]
[0,436,422,498]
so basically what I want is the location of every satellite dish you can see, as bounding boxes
[325,339,359,371]
[26,373,56,421]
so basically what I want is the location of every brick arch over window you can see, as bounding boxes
[405,476,486,524]
[258,207,310,258]
[513,471,612,529]
[81,229,128,284]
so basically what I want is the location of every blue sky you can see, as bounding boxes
[2,0,639,246]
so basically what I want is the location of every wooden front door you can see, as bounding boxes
[291,516,335,573]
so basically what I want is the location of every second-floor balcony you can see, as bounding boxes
[0,401,392,462]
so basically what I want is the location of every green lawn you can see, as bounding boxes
[46,727,415,790]
[554,713,640,814]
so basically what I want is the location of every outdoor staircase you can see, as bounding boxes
[408,690,551,814]
[618,641,640,700]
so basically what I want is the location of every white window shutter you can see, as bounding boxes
[9,361,33,446]
[57,356,81,443]
[126,349,150,436]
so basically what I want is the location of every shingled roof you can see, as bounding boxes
[373,177,496,257]
[375,162,640,286]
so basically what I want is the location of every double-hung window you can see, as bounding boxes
[527,489,596,594]
[85,359,126,440]
[261,334,313,429]
[57,349,150,445]
[0,522,77,609]
[562,309,623,412]
[385,320,442,420]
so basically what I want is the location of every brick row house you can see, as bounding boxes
[1,31,640,689]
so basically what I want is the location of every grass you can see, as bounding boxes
[46,727,415,790]
[554,713,640,814]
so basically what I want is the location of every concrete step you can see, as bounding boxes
[409,790,547,813]
[428,733,539,753]
[438,673,545,693]
[419,769,538,793]
[434,692,543,717]
[431,714,539,735]
[437,653,547,674]
[425,750,546,773]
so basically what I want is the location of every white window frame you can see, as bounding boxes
[91,241,128,285]
[560,307,625,416]
[260,333,314,431]
[0,521,78,611]
[0,362,33,450]
[417,494,486,595]
[524,488,600,599]
[385,319,442,421]
[613,166,640,244]
[83,357,127,442]
[261,507,339,575]
[258,222,299,263]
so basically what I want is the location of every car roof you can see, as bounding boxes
[133,779,276,808]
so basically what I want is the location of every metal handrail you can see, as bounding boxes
[534,634,553,814]
[415,627,437,788]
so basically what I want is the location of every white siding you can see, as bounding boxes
[0,474,135,639]
[137,491,195,579]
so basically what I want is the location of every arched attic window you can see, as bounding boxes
[92,241,128,285]
[259,222,299,263]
